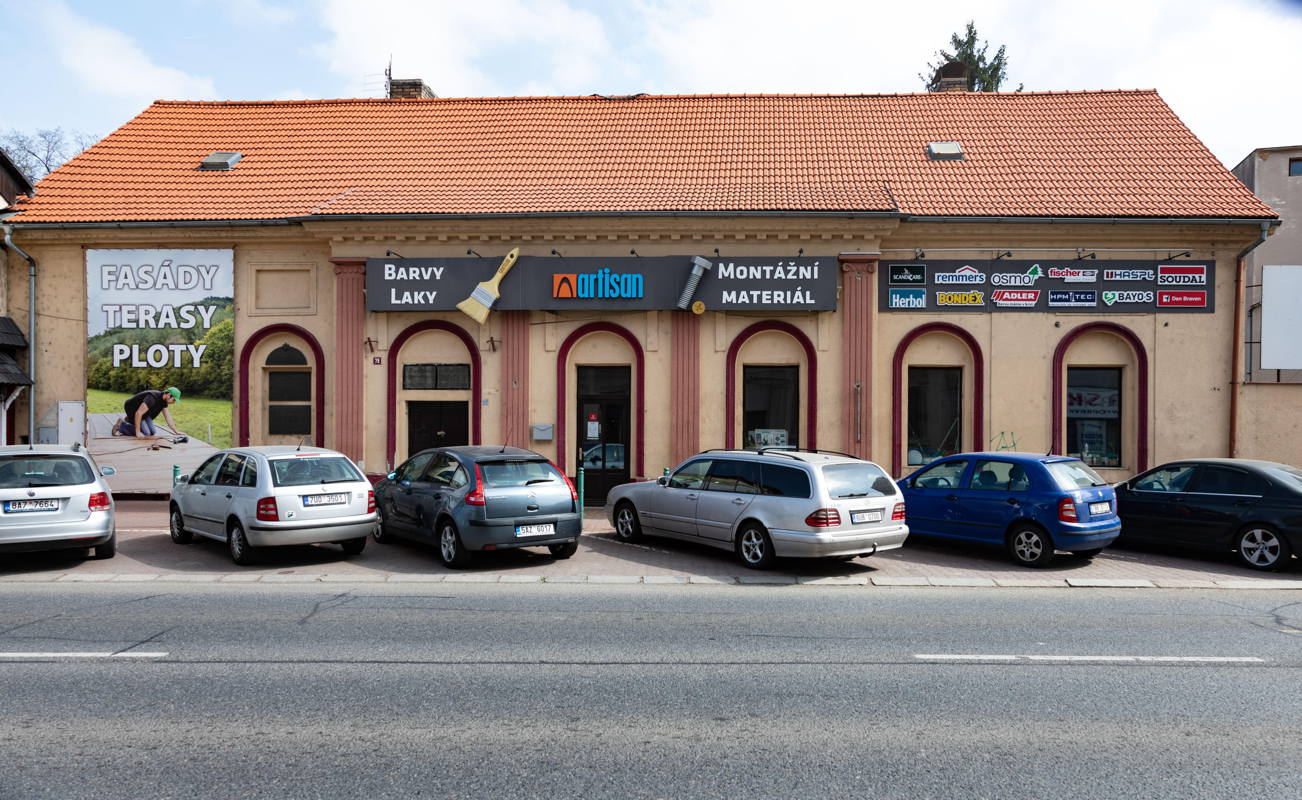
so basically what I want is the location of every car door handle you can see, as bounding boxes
[225,493,232,499]
[1005,497,1019,506]
[199,491,207,496]
[732,497,746,505]
[945,495,958,501]
[686,493,697,499]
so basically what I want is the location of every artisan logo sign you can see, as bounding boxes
[1046,266,1098,283]
[1103,290,1154,306]
[889,264,927,285]
[1048,290,1098,307]
[936,290,985,306]
[888,288,927,308]
[1157,265,1207,285]
[934,265,986,285]
[1157,290,1207,307]
[552,269,644,299]
[990,264,1043,286]
[991,289,1040,308]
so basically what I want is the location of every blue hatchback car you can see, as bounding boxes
[900,452,1120,567]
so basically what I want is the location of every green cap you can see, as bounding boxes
[165,387,181,402]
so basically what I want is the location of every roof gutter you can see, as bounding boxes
[1229,221,1273,459]
[901,214,1281,227]
[6,219,296,230]
[1,224,36,444]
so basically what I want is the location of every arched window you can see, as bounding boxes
[264,344,312,437]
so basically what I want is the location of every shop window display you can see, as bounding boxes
[1066,367,1122,468]
[907,367,961,465]
[743,365,798,449]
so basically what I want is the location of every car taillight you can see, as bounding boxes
[256,497,279,521]
[891,502,906,521]
[88,492,111,511]
[805,508,841,527]
[1058,496,1078,522]
[366,490,376,513]
[549,460,579,503]
[465,464,486,506]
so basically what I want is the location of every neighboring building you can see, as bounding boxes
[0,148,36,441]
[1,88,1283,493]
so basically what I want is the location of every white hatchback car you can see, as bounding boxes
[169,446,377,565]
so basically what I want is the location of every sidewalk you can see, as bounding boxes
[1,501,1298,590]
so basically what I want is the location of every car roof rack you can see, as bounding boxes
[697,447,805,462]
[757,447,860,460]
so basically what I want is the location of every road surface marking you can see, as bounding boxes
[915,654,1265,663]
[0,652,169,659]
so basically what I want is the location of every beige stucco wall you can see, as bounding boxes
[4,215,1277,487]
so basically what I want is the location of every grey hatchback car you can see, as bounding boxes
[372,446,581,568]
[169,446,376,565]
[0,444,117,559]
[606,448,909,569]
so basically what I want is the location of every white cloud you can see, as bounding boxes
[312,0,625,98]
[226,0,298,26]
[35,1,219,107]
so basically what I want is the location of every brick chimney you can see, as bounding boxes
[933,61,970,93]
[388,78,436,99]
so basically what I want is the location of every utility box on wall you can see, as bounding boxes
[36,401,86,445]
[531,423,554,442]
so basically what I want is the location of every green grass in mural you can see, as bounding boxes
[87,389,233,449]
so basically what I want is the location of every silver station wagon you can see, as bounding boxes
[169,446,377,565]
[0,444,117,559]
[606,449,909,569]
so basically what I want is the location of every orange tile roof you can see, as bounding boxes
[9,91,1275,223]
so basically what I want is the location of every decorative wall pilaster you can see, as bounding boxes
[840,254,877,460]
[329,258,366,461]
[499,311,531,448]
[670,312,700,465]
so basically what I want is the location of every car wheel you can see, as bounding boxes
[340,537,366,556]
[169,505,193,544]
[228,520,257,566]
[1007,524,1055,568]
[548,540,579,559]
[93,532,117,560]
[1236,525,1292,571]
[1074,548,1105,559]
[736,522,776,570]
[372,504,392,543]
[438,520,472,569]
[613,502,643,542]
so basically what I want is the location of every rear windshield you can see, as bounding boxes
[821,463,896,499]
[1267,466,1302,489]
[270,456,364,487]
[0,455,95,488]
[481,460,563,488]
[1045,460,1108,491]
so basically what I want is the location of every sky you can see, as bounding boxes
[3,0,1301,170]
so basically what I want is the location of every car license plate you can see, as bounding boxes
[515,523,555,537]
[303,493,349,507]
[4,498,59,513]
[1089,501,1111,516]
[850,509,883,524]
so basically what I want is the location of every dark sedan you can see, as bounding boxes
[1114,459,1302,571]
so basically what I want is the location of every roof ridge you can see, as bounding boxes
[147,89,1163,107]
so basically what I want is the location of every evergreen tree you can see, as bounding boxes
[921,21,1021,92]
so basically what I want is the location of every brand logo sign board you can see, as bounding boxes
[367,256,836,311]
[879,260,1212,313]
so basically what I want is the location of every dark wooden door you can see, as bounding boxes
[407,401,469,455]
[576,366,631,503]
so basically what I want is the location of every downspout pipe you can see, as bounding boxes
[0,224,36,444]
[1230,221,1272,458]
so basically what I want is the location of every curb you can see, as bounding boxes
[1,573,1298,589]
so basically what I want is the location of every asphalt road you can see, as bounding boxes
[1,583,1300,799]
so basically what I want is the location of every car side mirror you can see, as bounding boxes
[100,465,117,477]
[656,475,669,486]
[176,473,190,485]
[386,472,396,480]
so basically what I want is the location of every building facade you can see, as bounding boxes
[1,92,1283,494]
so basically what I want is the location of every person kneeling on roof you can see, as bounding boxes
[115,387,185,440]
